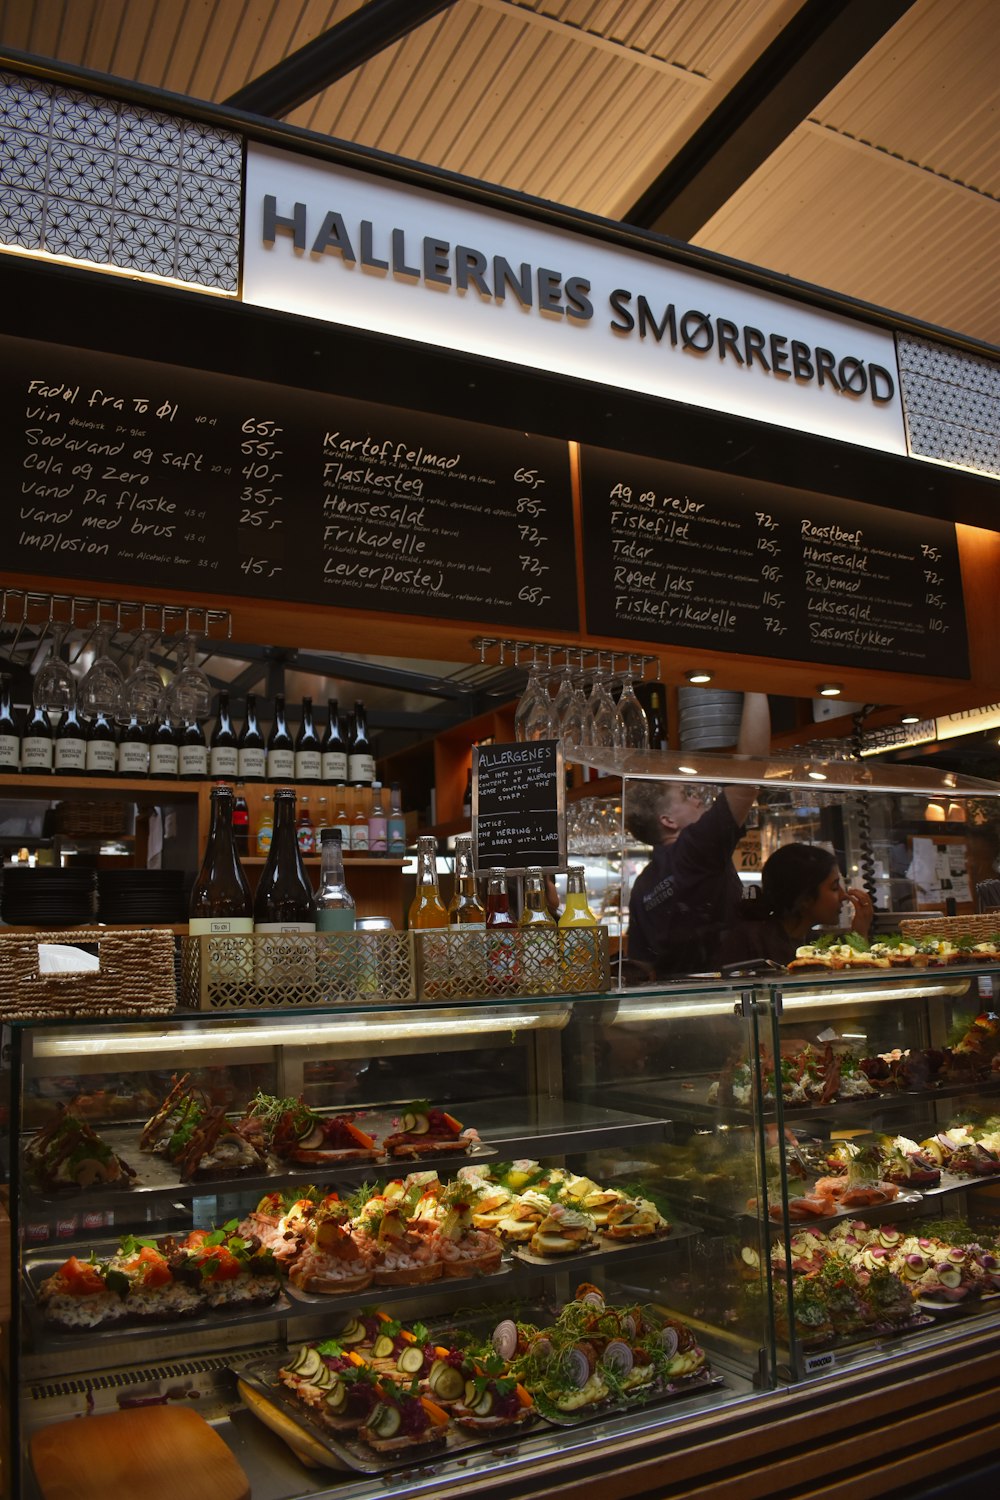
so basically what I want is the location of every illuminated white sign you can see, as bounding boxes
[242,144,907,455]
[936,703,1000,739]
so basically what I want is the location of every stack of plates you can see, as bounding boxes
[0,867,98,927]
[97,870,187,925]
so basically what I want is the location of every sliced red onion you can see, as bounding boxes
[562,1346,592,1389]
[492,1319,518,1362]
[621,1314,637,1339]
[601,1340,634,1377]
[660,1327,679,1358]
[580,1291,605,1309]
[531,1336,553,1364]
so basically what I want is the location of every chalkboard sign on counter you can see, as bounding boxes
[580,447,969,678]
[5,334,578,633]
[473,740,565,871]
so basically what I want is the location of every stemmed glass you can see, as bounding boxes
[167,634,212,723]
[121,631,166,724]
[553,662,588,752]
[585,665,617,750]
[514,663,558,741]
[78,622,124,719]
[32,623,77,716]
[615,668,650,749]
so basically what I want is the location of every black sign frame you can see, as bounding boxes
[472,740,566,872]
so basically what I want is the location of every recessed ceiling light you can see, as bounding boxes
[686,669,713,684]
[818,684,842,697]
[900,713,921,724]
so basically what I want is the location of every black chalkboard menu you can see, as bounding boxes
[473,740,565,870]
[4,334,578,632]
[580,446,969,678]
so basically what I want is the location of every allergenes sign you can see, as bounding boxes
[473,741,565,871]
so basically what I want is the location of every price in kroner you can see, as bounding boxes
[240,557,283,580]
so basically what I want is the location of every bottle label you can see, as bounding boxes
[54,739,86,771]
[295,750,321,781]
[209,745,239,778]
[180,744,208,777]
[387,817,406,857]
[239,746,266,780]
[189,917,254,935]
[317,908,355,933]
[86,740,116,774]
[350,824,370,852]
[119,741,150,775]
[297,828,316,855]
[267,748,295,781]
[150,743,179,776]
[487,927,519,985]
[0,732,19,770]
[368,817,387,854]
[256,827,273,855]
[349,752,375,784]
[321,750,347,782]
[21,736,53,771]
[254,922,316,933]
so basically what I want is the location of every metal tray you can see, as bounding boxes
[531,1364,725,1426]
[510,1218,698,1269]
[236,1353,543,1475]
[284,1256,514,1307]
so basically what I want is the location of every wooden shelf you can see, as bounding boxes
[0,773,201,799]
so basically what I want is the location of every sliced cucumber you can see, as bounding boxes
[470,1388,494,1416]
[464,1379,478,1406]
[397,1345,425,1375]
[372,1334,396,1359]
[400,1112,417,1132]
[296,1348,324,1383]
[326,1380,346,1411]
[430,1364,465,1402]
[311,1363,333,1390]
[339,1318,366,1345]
[408,1112,430,1136]
[287,1345,314,1373]
[369,1403,402,1439]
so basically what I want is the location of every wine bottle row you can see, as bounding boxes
[0,675,376,786]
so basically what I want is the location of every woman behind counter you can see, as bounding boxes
[716,844,874,970]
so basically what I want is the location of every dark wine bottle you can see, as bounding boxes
[348,699,375,787]
[85,708,117,778]
[117,710,149,778]
[321,698,347,785]
[209,689,239,781]
[21,703,54,774]
[232,784,250,857]
[150,708,179,780]
[237,693,266,783]
[294,694,321,784]
[266,693,295,783]
[179,719,208,780]
[0,674,21,774]
[54,702,87,775]
[253,786,316,931]
[189,783,253,935]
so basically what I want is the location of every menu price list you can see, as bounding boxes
[5,334,578,633]
[579,447,969,678]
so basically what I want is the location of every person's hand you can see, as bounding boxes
[845,886,874,938]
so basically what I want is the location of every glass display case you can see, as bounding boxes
[7,985,775,1500]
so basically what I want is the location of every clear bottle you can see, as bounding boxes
[20,703,53,774]
[209,689,239,781]
[348,699,375,787]
[237,692,266,782]
[368,780,388,855]
[449,835,485,927]
[117,710,149,778]
[265,693,295,783]
[0,674,19,774]
[520,865,558,993]
[333,793,352,849]
[485,867,519,990]
[321,698,347,785]
[253,786,316,931]
[559,865,601,989]
[255,793,274,854]
[85,707,117,778]
[54,702,87,776]
[387,781,406,857]
[296,796,316,854]
[179,718,207,780]
[316,827,356,932]
[189,783,253,935]
[409,835,448,928]
[350,797,370,853]
[149,707,179,780]
[315,795,330,837]
[294,694,322,784]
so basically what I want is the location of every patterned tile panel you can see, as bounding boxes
[898,333,1000,479]
[0,70,241,293]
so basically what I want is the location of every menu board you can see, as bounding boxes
[472,741,565,870]
[4,334,578,632]
[580,447,969,677]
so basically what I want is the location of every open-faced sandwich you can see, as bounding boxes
[242,1091,384,1166]
[25,1108,136,1191]
[279,1342,381,1432]
[425,1186,504,1276]
[526,1204,596,1257]
[161,1222,283,1309]
[357,1380,451,1454]
[449,1356,534,1433]
[139,1076,263,1179]
[355,1203,444,1286]
[286,1216,375,1295]
[382,1102,480,1159]
[600,1195,671,1240]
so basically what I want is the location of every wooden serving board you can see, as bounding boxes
[30,1406,250,1500]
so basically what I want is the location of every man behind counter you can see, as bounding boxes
[624,692,770,978]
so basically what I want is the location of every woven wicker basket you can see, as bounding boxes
[0,927,176,1022]
[899,914,1000,942]
[51,801,129,838]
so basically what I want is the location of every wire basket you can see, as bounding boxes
[50,801,130,838]
[0,927,176,1022]
[414,926,610,1002]
[179,932,415,1011]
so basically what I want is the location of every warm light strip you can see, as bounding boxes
[613,997,738,1023]
[0,242,237,298]
[32,1008,572,1057]
[778,979,971,1008]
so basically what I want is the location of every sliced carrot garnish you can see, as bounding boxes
[441,1112,463,1134]
[434,1345,452,1359]
[420,1396,451,1426]
[348,1350,368,1368]
[515,1383,533,1407]
[344,1119,377,1149]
